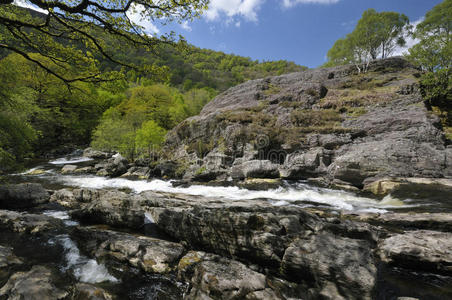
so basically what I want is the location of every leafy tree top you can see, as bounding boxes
[0,0,208,83]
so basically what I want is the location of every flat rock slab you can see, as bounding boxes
[347,212,452,232]
[379,230,452,274]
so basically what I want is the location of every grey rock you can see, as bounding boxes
[83,147,111,159]
[0,210,65,235]
[379,230,452,274]
[241,160,280,178]
[0,183,49,209]
[72,283,113,300]
[0,265,68,300]
[74,226,185,274]
[61,164,78,174]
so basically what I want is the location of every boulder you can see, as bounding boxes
[61,164,78,174]
[72,283,113,300]
[178,251,268,299]
[73,226,185,274]
[120,166,150,179]
[0,210,65,236]
[0,245,23,284]
[241,160,280,179]
[379,230,452,275]
[281,232,377,300]
[0,266,68,300]
[0,183,49,209]
[83,147,111,159]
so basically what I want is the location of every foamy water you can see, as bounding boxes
[43,210,79,226]
[53,235,118,283]
[49,156,93,165]
[55,175,403,213]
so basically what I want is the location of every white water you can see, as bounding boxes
[43,210,79,226]
[49,156,93,165]
[54,235,118,283]
[56,175,402,213]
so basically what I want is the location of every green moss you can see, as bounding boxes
[195,166,207,175]
[263,83,281,96]
[290,109,343,127]
[346,107,368,117]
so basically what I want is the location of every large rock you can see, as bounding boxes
[0,265,68,300]
[0,245,23,284]
[72,283,113,300]
[241,160,280,179]
[178,251,269,299]
[0,210,65,236]
[83,147,111,159]
[0,183,49,209]
[379,230,452,275]
[73,226,185,274]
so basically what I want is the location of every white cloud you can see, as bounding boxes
[235,21,241,27]
[126,4,160,35]
[391,17,423,57]
[205,0,265,22]
[181,21,192,32]
[282,0,340,8]
[13,0,48,14]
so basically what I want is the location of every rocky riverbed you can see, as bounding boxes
[0,151,451,300]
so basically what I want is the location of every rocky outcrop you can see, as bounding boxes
[0,183,49,209]
[160,57,451,188]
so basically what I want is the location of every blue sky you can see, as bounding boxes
[165,0,442,68]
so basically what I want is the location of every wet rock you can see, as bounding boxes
[83,148,111,159]
[379,230,452,275]
[0,210,65,235]
[73,226,185,274]
[363,177,452,196]
[349,212,452,232]
[281,147,330,179]
[73,166,96,174]
[237,178,282,190]
[281,232,377,300]
[152,161,179,178]
[178,251,269,300]
[72,283,113,300]
[0,265,68,300]
[120,166,150,179]
[0,183,49,209]
[0,245,23,284]
[61,164,78,174]
[241,160,280,179]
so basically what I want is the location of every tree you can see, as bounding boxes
[0,0,208,84]
[325,9,409,71]
[408,0,451,132]
[135,120,166,157]
[408,0,451,73]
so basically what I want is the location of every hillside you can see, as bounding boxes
[162,57,451,190]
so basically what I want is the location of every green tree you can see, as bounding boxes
[0,0,208,83]
[408,0,451,138]
[325,9,409,71]
[135,120,166,157]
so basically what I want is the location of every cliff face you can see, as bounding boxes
[163,57,452,188]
